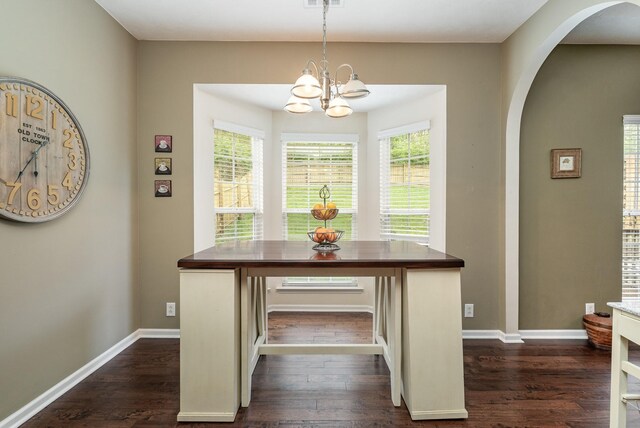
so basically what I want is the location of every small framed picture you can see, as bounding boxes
[155,135,172,153]
[551,148,582,179]
[155,180,172,197]
[155,157,172,175]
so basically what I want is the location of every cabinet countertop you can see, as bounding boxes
[608,302,640,318]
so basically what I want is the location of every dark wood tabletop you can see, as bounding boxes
[177,240,464,269]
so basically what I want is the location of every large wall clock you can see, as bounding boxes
[0,77,89,223]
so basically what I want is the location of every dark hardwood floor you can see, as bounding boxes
[22,312,640,427]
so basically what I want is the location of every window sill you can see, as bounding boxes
[276,286,364,294]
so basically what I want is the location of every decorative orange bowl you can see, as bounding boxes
[307,229,344,244]
[310,208,338,221]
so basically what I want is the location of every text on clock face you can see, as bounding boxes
[17,122,50,146]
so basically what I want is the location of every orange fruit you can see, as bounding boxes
[314,227,328,242]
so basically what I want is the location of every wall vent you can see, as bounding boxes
[304,0,344,8]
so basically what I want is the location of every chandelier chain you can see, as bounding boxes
[322,0,328,67]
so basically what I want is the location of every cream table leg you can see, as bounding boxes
[389,269,402,406]
[240,268,252,407]
[374,277,389,342]
[178,269,240,422]
[610,309,628,428]
[401,268,467,420]
[262,277,268,344]
[373,277,380,343]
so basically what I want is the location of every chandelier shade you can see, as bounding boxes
[340,74,370,99]
[291,70,322,99]
[284,95,313,114]
[325,96,353,118]
[285,0,369,118]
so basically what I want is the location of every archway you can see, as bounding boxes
[503,0,640,340]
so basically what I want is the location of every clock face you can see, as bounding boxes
[0,77,89,222]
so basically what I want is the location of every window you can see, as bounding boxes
[213,123,263,244]
[623,115,640,301]
[282,133,358,286]
[379,122,431,244]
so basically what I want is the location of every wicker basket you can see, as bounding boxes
[583,313,612,350]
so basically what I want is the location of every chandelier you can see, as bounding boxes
[284,0,370,118]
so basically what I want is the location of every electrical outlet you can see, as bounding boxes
[585,303,595,315]
[166,302,176,317]
[464,303,474,318]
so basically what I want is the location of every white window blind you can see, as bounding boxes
[213,123,263,244]
[282,134,358,286]
[623,115,640,301]
[379,122,430,244]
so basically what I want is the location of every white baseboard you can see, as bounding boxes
[461,330,523,343]
[0,330,141,428]
[267,304,373,313]
[462,329,588,342]
[499,331,525,343]
[462,330,502,340]
[138,328,180,338]
[177,411,237,422]
[519,329,587,340]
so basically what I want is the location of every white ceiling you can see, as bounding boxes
[562,3,640,45]
[94,0,640,45]
[95,0,550,43]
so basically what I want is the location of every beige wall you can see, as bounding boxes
[520,44,640,329]
[138,41,502,329]
[0,0,138,420]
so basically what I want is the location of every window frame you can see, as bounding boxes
[281,133,359,288]
[379,121,431,245]
[212,120,264,245]
[623,115,640,302]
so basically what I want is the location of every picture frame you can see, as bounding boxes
[155,180,172,197]
[154,157,172,175]
[155,135,172,153]
[551,148,582,179]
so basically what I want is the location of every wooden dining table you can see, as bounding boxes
[176,240,468,422]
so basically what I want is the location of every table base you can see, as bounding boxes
[178,267,467,422]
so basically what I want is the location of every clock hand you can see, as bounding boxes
[15,152,35,182]
[34,153,38,177]
[15,141,49,182]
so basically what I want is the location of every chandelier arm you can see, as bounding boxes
[305,59,320,77]
[334,64,355,95]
